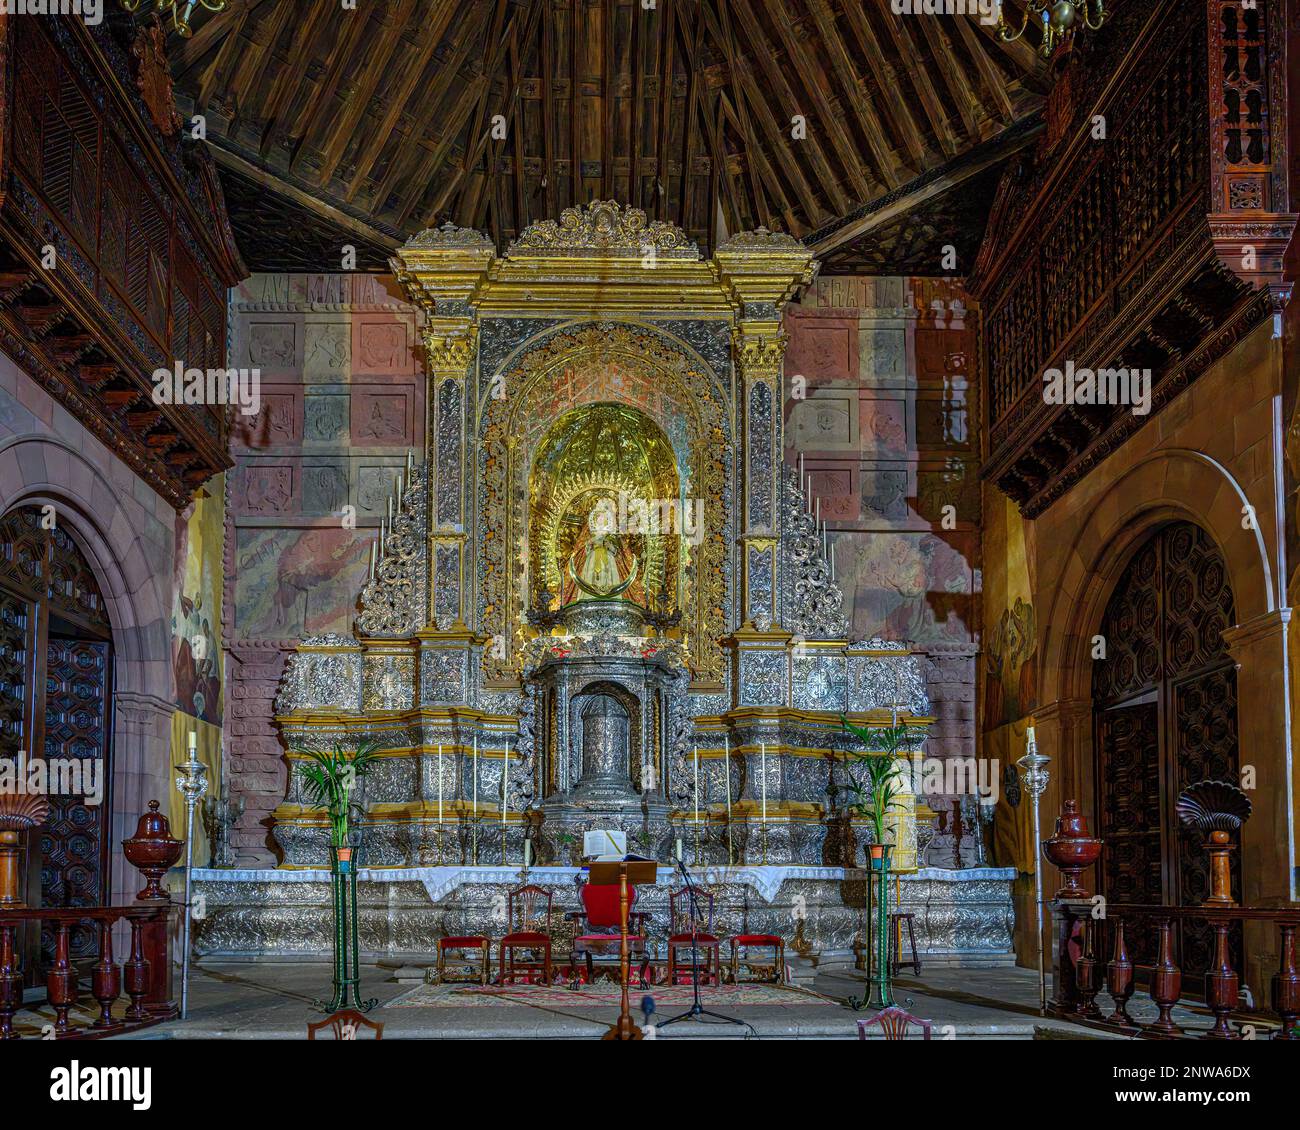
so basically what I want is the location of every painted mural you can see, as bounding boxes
[172,475,225,725]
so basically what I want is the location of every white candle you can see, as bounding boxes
[1026,725,1036,750]
[188,730,197,753]
[524,839,531,869]
[693,745,700,826]
[406,449,414,477]
[396,474,404,503]
[369,540,377,580]
[387,494,394,521]
[676,838,683,862]
[798,451,804,483]
[502,747,508,829]
[437,743,443,825]
[760,743,768,824]
[472,735,478,811]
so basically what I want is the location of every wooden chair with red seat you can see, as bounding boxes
[666,885,721,986]
[857,1005,931,1041]
[435,933,490,985]
[499,884,554,985]
[567,877,651,987]
[728,931,786,984]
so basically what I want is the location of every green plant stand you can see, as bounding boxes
[315,847,377,1014]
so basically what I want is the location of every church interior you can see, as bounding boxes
[0,0,1297,1062]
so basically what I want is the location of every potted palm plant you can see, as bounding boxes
[296,740,380,1012]
[841,716,917,1009]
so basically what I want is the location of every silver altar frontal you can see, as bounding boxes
[214,203,1013,966]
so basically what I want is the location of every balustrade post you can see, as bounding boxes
[1273,923,1300,1040]
[1047,899,1086,1015]
[1075,917,1103,1020]
[141,907,178,1018]
[1204,920,1240,1039]
[91,919,122,1031]
[47,922,76,1035]
[0,923,19,1039]
[1146,917,1182,1036]
[1105,916,1137,1028]
[123,916,150,1022]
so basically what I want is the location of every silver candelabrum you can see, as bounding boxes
[202,788,245,869]
[1016,727,1051,1016]
[174,741,209,1021]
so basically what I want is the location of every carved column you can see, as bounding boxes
[734,324,786,632]
[424,320,478,633]
[1207,0,1296,311]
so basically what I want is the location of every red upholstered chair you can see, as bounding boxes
[857,1006,932,1041]
[667,886,721,986]
[307,1009,384,1040]
[499,884,554,985]
[568,878,651,987]
[728,933,786,984]
[435,934,490,985]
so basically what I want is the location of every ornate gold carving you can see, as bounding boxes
[732,327,788,379]
[478,324,730,687]
[423,321,478,376]
[506,200,700,260]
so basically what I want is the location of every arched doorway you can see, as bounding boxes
[0,506,114,966]
[1092,520,1239,979]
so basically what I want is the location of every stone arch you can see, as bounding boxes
[0,435,176,904]
[1039,449,1273,712]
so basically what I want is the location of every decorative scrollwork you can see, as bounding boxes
[506,200,700,260]
[356,465,429,638]
[779,465,849,640]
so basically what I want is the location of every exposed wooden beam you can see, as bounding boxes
[222,0,298,141]
[343,0,459,203]
[915,10,982,143]
[194,3,255,112]
[676,0,705,235]
[316,0,421,187]
[804,0,900,189]
[253,0,338,158]
[287,3,374,172]
[368,11,488,222]
[602,0,615,199]
[873,0,959,158]
[951,10,1016,126]
[652,0,676,220]
[753,0,872,205]
[835,0,925,169]
[571,0,582,206]
[541,0,557,222]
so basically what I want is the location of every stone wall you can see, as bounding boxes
[0,351,179,905]
[782,276,982,863]
[224,273,423,863]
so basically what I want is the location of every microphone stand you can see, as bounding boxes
[657,859,747,1030]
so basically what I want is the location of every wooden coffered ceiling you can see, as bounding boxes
[170,0,1051,271]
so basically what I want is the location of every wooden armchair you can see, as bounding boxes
[307,1009,384,1040]
[857,1006,932,1041]
[567,878,651,987]
[667,885,721,986]
[499,884,554,985]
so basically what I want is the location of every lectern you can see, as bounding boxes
[586,859,658,1041]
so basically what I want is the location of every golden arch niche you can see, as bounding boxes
[531,403,681,612]
[477,324,731,687]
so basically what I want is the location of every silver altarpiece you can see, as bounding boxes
[196,205,1014,968]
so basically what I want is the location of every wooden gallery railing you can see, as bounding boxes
[0,905,177,1039]
[1050,901,1299,1040]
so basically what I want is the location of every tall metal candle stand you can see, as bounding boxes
[1016,726,1051,1016]
[173,735,208,1020]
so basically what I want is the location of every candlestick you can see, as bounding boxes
[436,743,444,863]
[501,747,508,865]
[723,734,734,866]
[472,735,478,865]
[1017,724,1051,1016]
[173,737,208,1020]
[760,743,768,864]
[693,746,700,826]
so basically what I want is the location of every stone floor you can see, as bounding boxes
[97,959,1115,1040]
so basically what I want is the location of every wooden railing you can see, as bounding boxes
[1050,900,1300,1040]
[0,905,177,1040]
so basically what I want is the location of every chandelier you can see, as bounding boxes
[120,0,228,38]
[997,1,1108,59]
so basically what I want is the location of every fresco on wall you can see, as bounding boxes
[845,531,975,643]
[233,526,372,639]
[172,475,224,725]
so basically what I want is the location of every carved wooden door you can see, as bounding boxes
[1093,522,1239,982]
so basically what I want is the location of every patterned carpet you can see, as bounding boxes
[387,980,839,1009]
